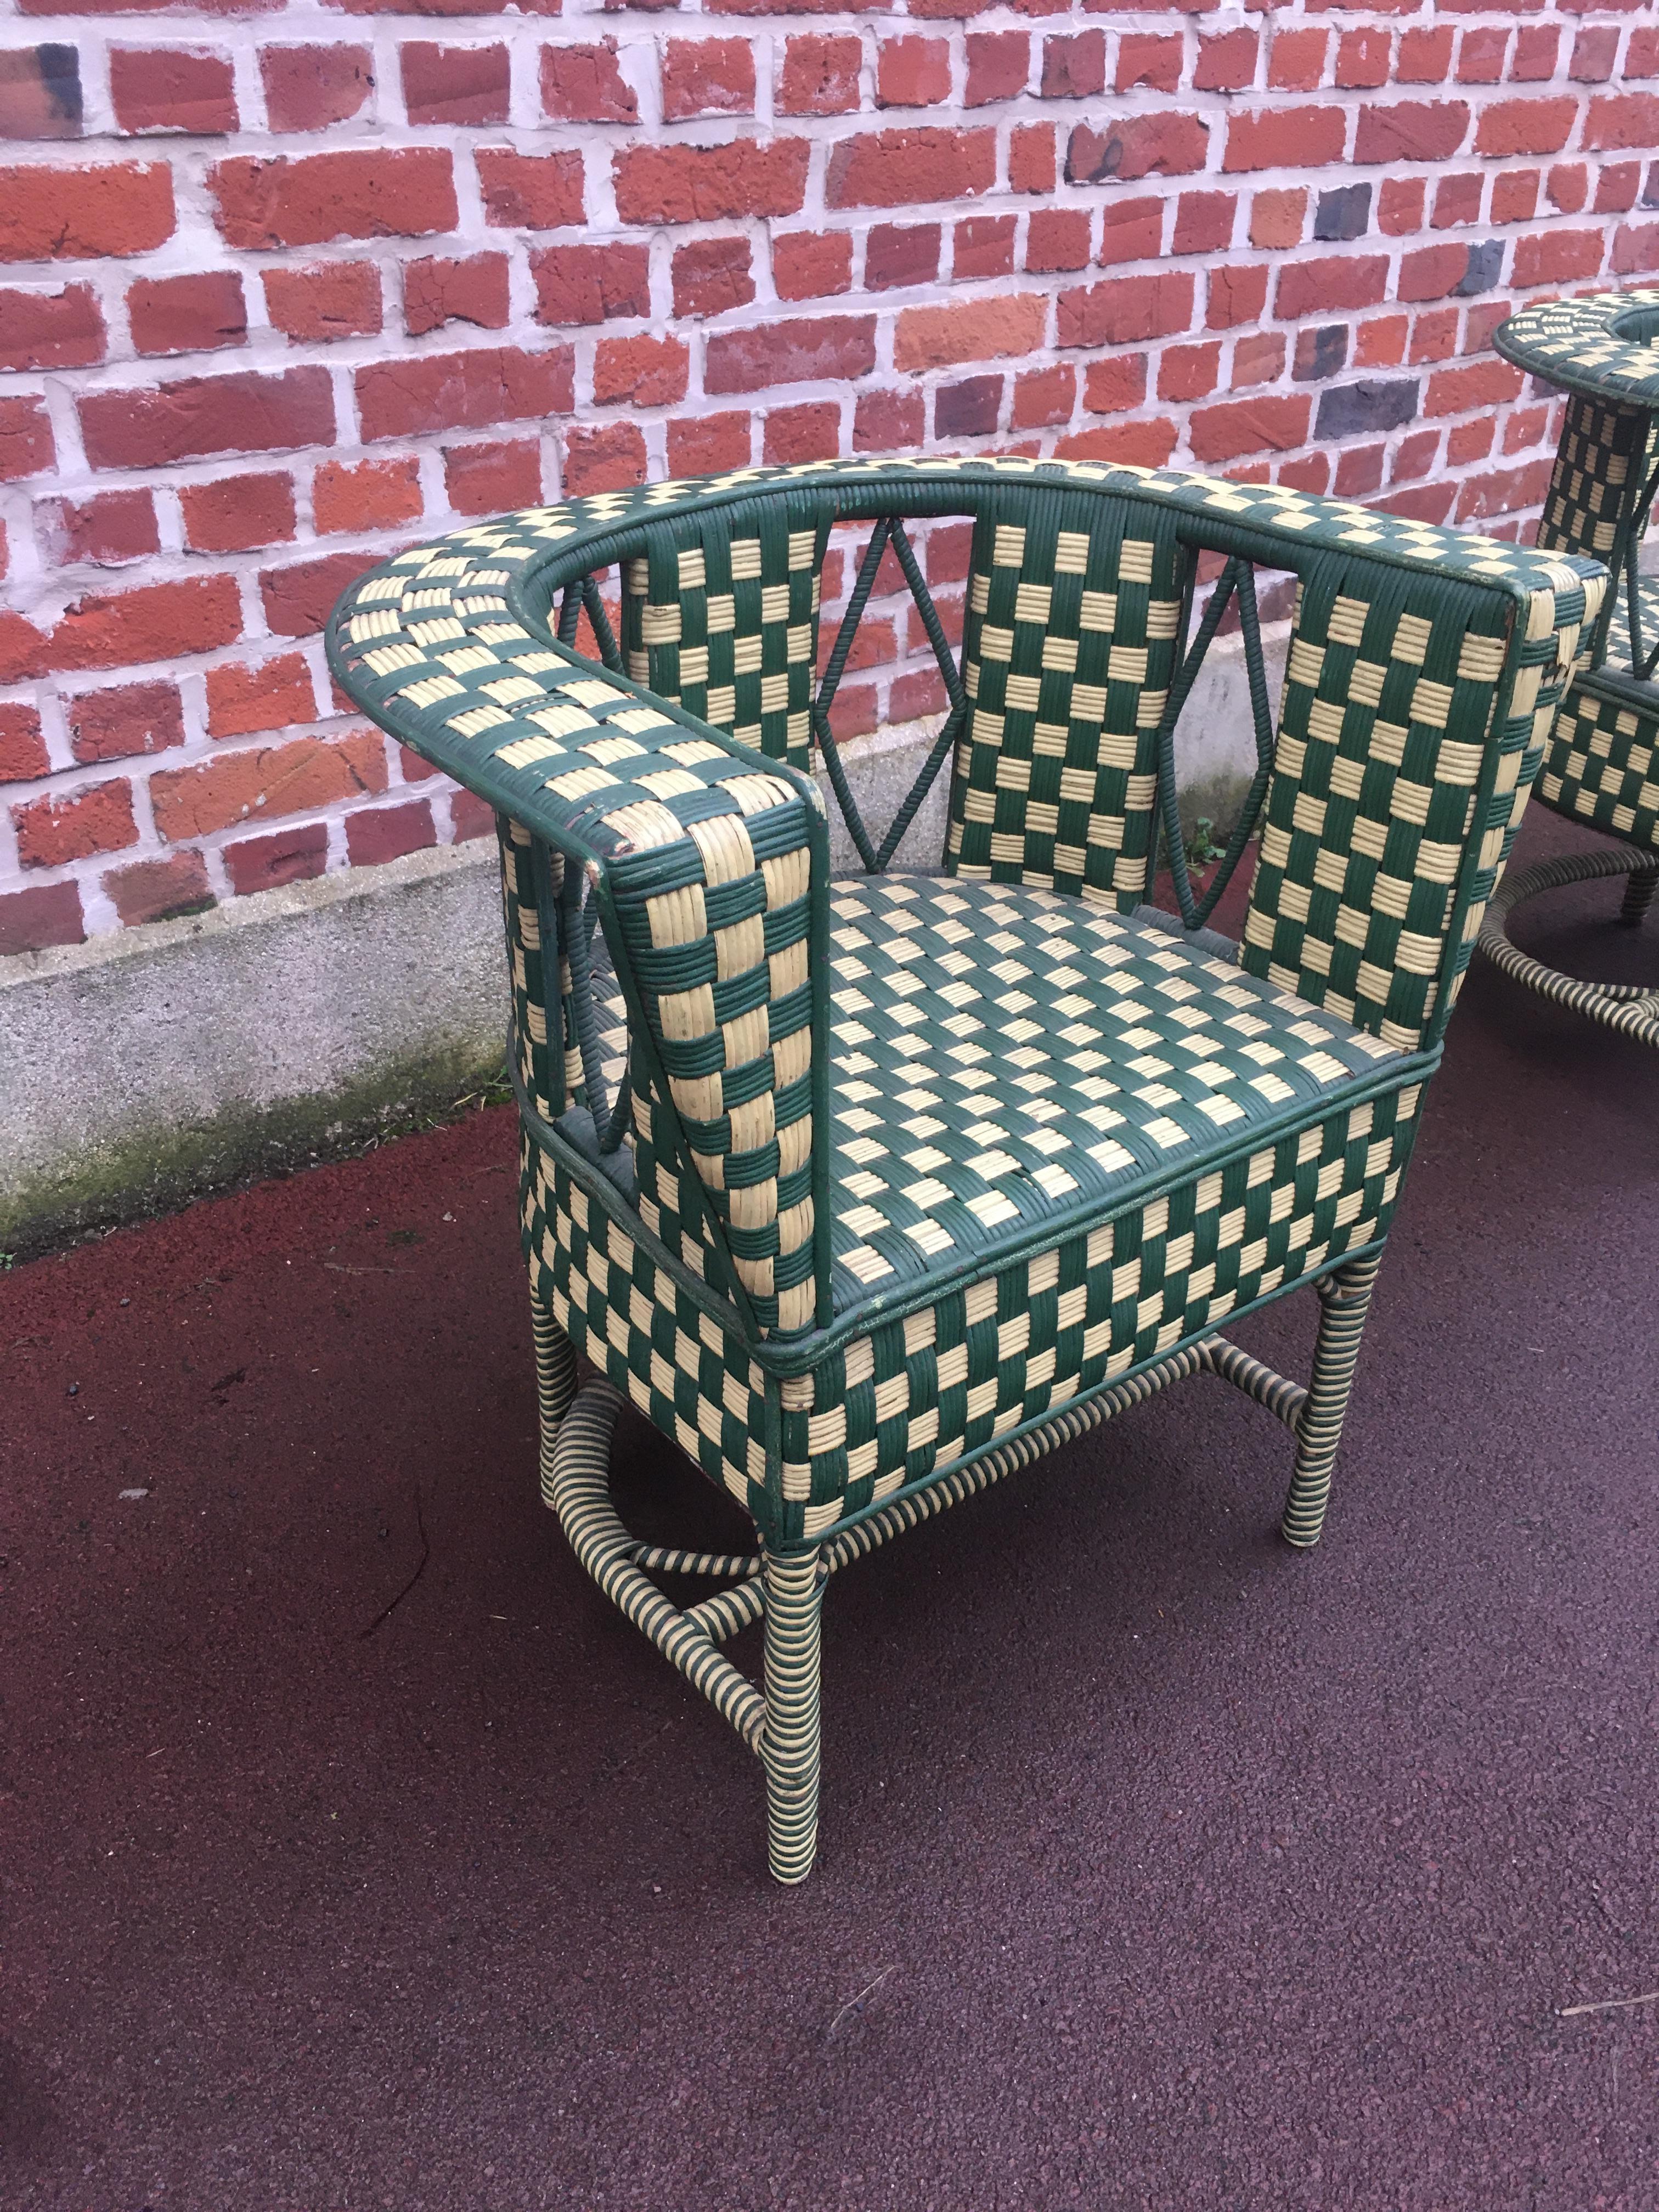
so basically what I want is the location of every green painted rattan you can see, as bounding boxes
[1490,291,1659,1038]
[330,454,1602,1881]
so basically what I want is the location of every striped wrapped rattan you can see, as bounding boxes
[329,455,1602,1881]
[1487,291,1659,1035]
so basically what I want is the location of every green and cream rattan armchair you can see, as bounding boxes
[328,456,1601,1882]
[1485,289,1659,1044]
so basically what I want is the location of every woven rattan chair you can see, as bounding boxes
[328,456,1600,1881]
[1486,288,1659,1043]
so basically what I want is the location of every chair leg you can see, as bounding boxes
[531,1293,579,1506]
[761,1547,823,1884]
[1617,854,1659,929]
[1280,1250,1384,1550]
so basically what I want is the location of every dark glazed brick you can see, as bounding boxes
[1314,379,1420,437]
[1293,325,1349,383]
[1314,183,1371,242]
[1453,239,1506,296]
[0,44,82,139]
[935,376,1002,439]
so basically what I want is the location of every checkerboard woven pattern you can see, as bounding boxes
[1496,289,1659,411]
[1536,394,1653,568]
[1539,672,1659,852]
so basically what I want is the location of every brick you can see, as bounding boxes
[1055,421,1177,470]
[1356,101,1470,165]
[1510,26,1559,82]
[1159,341,1220,403]
[763,400,841,463]
[261,46,374,134]
[1268,28,1328,93]
[0,881,83,954]
[706,314,875,393]
[1314,380,1419,438]
[1011,362,1075,430]
[260,549,386,638]
[180,472,297,554]
[1066,114,1207,185]
[1456,28,1508,86]
[1195,29,1257,93]
[1547,163,1588,215]
[1058,273,1193,349]
[1511,229,1606,289]
[263,261,381,342]
[450,789,495,844]
[1355,313,1408,368]
[617,140,806,223]
[479,150,588,229]
[402,42,509,127]
[224,823,328,896]
[210,149,456,249]
[668,411,752,475]
[347,800,434,868]
[1425,358,1523,418]
[1334,443,1386,499]
[1275,256,1387,320]
[1025,209,1090,274]
[151,732,386,842]
[1096,199,1163,265]
[1224,108,1346,173]
[779,35,861,115]
[1042,31,1105,99]
[105,850,215,928]
[561,421,647,498]
[1278,455,1329,497]
[1187,395,1309,463]
[773,231,853,300]
[593,332,689,406]
[1398,241,1491,302]
[663,38,755,120]
[1335,27,1390,89]
[672,236,754,320]
[965,32,1028,106]
[878,38,949,108]
[404,253,510,337]
[0,703,49,784]
[1378,178,1426,235]
[127,270,247,358]
[1453,459,1551,527]
[13,778,138,868]
[1205,264,1268,331]
[955,215,1016,280]
[1314,182,1371,243]
[80,366,332,469]
[206,654,314,740]
[49,577,242,675]
[0,282,105,371]
[1291,325,1347,383]
[827,129,994,210]
[1584,95,1659,154]
[1432,172,1482,228]
[1231,331,1285,387]
[1474,99,1577,159]
[1596,163,1641,216]
[1398,26,1455,83]
[1408,309,1459,368]
[1571,27,1619,83]
[867,223,940,290]
[444,438,543,515]
[314,456,421,534]
[1250,189,1305,250]
[540,41,637,123]
[1612,223,1659,278]
[895,291,1046,373]
[532,243,651,325]
[0,44,82,142]
[935,375,1002,438]
[1008,125,1056,196]
[0,161,173,261]
[39,490,156,572]
[1173,193,1233,255]
[854,388,924,450]
[1082,352,1148,416]
[356,345,573,441]
[1629,27,1659,80]
[1116,35,1182,94]
[110,47,236,135]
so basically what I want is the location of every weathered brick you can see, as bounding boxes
[1116,35,1182,94]
[706,314,875,393]
[1056,420,1177,470]
[1195,29,1257,93]
[224,823,328,895]
[1512,228,1606,289]
[49,577,242,675]
[827,129,995,209]
[1188,394,1310,463]
[1205,264,1268,331]
[40,490,160,569]
[933,375,1000,438]
[1355,100,1470,165]
[1159,341,1221,404]
[356,346,574,442]
[1379,178,1426,236]
[347,800,434,868]
[1081,353,1148,415]
[1291,325,1348,384]
[668,411,752,475]
[672,236,754,320]
[111,47,237,136]
[540,41,637,123]
[594,332,689,406]
[444,438,543,515]
[773,231,853,300]
[261,46,374,134]
[151,732,387,842]
[965,32,1028,107]
[1011,362,1075,430]
[779,34,861,116]
[1584,94,1659,154]
[1232,331,1286,387]
[895,291,1046,372]
[1397,26,1455,84]
[13,778,139,868]
[867,223,940,290]
[1425,359,1523,418]
[0,282,105,371]
[1172,193,1233,255]
[763,400,842,464]
[1275,256,1388,320]
[1595,163,1641,217]
[1432,172,1482,229]
[105,850,215,927]
[955,215,1016,280]
[1250,188,1306,250]
[0,703,49,785]
[1335,28,1390,92]
[1224,107,1346,173]
[1008,125,1056,197]
[128,270,246,358]
[402,43,509,127]
[263,261,381,342]
[261,549,386,638]
[0,881,83,955]
[663,38,755,120]
[532,243,651,326]
[0,161,174,261]
[1314,380,1420,438]
[1268,28,1329,93]
[561,421,647,498]
[206,654,315,740]
[854,387,924,451]
[0,43,82,143]
[1095,198,1164,266]
[64,680,180,764]
[210,149,456,249]
[1066,114,1207,185]
[314,456,421,534]
[404,253,510,337]
[1457,28,1508,87]
[180,472,297,554]
[1474,99,1577,159]
[617,139,806,223]
[1058,273,1193,349]
[80,367,332,469]
[1314,183,1371,242]
[1025,209,1091,274]
[1612,223,1659,279]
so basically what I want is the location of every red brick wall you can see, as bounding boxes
[2,6,1654,956]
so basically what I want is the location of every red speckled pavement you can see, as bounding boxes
[3,802,1657,2211]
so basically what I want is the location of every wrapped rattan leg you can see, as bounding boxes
[1619,855,1659,929]
[1280,1251,1383,1549]
[760,1548,823,1884]
[531,1293,579,1488]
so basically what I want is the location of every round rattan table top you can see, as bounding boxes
[1495,286,1659,407]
